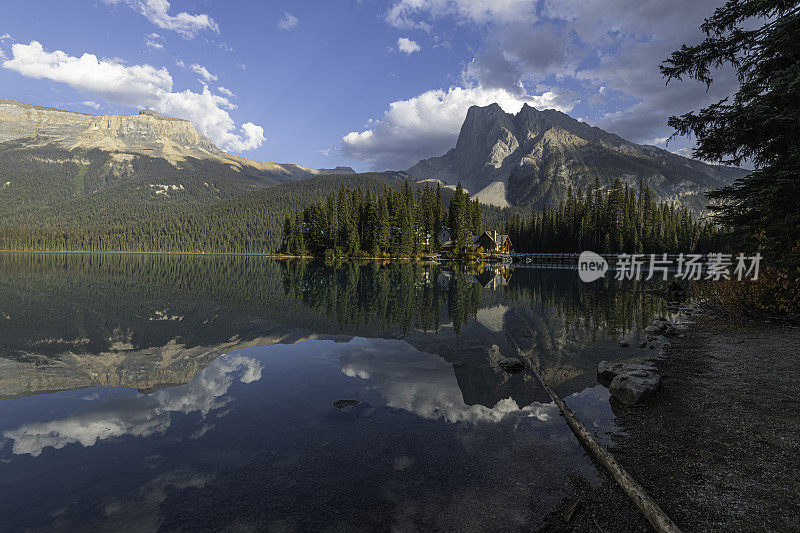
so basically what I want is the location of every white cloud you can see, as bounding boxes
[2,41,265,152]
[387,0,537,28]
[103,0,218,38]
[342,85,575,169]
[81,101,101,110]
[175,59,184,68]
[0,33,12,41]
[144,32,164,49]
[3,41,173,105]
[217,86,235,98]
[190,63,217,82]
[397,37,421,55]
[278,12,299,31]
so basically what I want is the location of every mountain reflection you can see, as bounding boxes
[3,353,261,456]
[339,338,557,424]
[0,253,666,403]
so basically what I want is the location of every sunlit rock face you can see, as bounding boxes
[0,99,326,177]
[407,103,747,211]
[0,101,221,161]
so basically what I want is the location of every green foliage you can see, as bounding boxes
[504,179,722,253]
[661,0,800,266]
[279,180,481,257]
[446,244,485,264]
[0,173,420,253]
[0,143,284,228]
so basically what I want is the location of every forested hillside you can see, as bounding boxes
[0,173,500,253]
[0,142,296,227]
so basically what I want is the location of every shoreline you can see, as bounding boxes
[0,250,498,264]
[541,310,799,531]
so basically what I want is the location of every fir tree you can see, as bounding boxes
[661,0,800,265]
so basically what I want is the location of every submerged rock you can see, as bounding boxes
[620,341,630,348]
[609,370,661,406]
[498,357,525,373]
[332,399,362,409]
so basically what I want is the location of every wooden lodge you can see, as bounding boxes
[473,230,513,254]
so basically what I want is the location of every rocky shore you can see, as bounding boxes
[540,310,800,531]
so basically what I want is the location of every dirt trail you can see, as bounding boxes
[540,313,800,531]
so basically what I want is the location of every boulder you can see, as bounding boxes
[597,360,655,386]
[620,341,630,348]
[609,371,661,406]
[644,325,662,333]
[498,357,525,373]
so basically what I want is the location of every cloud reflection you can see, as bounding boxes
[339,339,556,424]
[3,354,262,456]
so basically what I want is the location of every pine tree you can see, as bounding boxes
[662,0,800,265]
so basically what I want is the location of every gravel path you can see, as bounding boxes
[540,312,800,532]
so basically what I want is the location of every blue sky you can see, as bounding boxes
[0,0,737,171]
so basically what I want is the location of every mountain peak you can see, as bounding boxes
[407,101,747,211]
[464,103,510,121]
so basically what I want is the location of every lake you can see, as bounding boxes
[0,253,667,531]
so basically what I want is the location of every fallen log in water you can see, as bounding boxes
[509,339,682,533]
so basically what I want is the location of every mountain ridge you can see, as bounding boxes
[0,99,356,221]
[407,103,748,211]
[0,99,354,179]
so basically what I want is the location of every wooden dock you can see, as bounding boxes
[510,253,686,265]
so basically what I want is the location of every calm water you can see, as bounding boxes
[0,254,667,531]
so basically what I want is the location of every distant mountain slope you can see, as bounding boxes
[0,100,353,219]
[0,172,511,253]
[407,103,748,211]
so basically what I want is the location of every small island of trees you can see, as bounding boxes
[280,178,719,259]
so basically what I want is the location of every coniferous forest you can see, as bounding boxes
[504,178,724,254]
[281,178,719,257]
[279,181,481,257]
[0,170,720,256]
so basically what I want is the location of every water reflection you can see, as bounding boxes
[0,254,665,402]
[3,354,262,457]
[0,253,669,530]
[0,339,599,531]
[339,338,556,424]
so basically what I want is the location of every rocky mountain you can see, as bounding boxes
[0,100,336,179]
[0,100,367,223]
[407,103,748,211]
